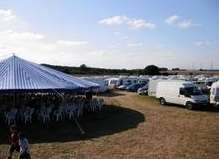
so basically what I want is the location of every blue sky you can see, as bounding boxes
[0,0,218,69]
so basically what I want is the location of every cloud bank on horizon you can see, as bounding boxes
[0,0,218,69]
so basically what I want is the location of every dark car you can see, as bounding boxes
[126,83,146,92]
[137,84,148,95]
[118,82,132,90]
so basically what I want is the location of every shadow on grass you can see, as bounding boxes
[98,90,125,97]
[0,105,145,144]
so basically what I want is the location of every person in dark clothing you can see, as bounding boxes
[86,91,93,100]
[8,125,20,159]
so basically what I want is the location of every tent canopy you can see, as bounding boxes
[0,55,99,93]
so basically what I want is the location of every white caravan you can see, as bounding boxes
[210,81,219,105]
[156,81,208,109]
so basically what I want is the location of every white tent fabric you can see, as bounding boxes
[0,55,99,92]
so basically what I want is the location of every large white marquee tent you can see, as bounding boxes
[0,55,99,93]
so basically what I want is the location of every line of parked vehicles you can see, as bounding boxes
[148,79,219,110]
[82,75,219,110]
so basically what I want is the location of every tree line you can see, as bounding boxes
[42,64,167,75]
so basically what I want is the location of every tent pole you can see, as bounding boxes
[13,91,16,108]
[50,89,83,134]
[51,89,85,134]
[74,119,85,134]
[24,93,26,107]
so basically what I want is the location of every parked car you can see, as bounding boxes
[118,83,130,90]
[137,84,148,95]
[156,81,208,110]
[126,83,146,92]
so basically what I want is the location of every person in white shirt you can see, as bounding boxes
[18,133,31,159]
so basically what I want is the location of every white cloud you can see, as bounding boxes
[99,15,156,30]
[194,41,211,47]
[0,9,16,21]
[128,42,143,47]
[0,29,94,64]
[127,19,156,29]
[177,19,194,29]
[0,9,92,66]
[165,15,197,29]
[0,30,44,40]
[165,15,179,24]
[0,9,28,31]
[0,29,93,66]
[99,16,128,26]
[57,40,88,46]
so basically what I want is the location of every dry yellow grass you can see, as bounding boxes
[1,90,219,159]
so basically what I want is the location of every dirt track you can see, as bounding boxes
[0,91,219,159]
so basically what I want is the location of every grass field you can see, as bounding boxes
[0,90,219,159]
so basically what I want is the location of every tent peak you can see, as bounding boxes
[11,53,16,57]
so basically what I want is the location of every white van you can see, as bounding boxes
[210,81,219,105]
[148,79,166,97]
[156,81,208,110]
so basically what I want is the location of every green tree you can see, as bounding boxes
[80,64,87,69]
[144,65,160,75]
